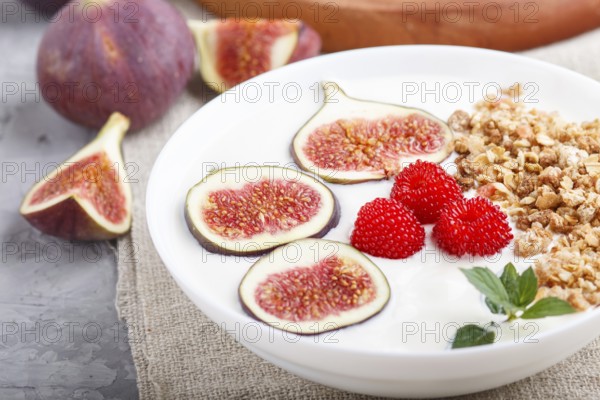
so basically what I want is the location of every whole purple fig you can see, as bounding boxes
[37,0,196,130]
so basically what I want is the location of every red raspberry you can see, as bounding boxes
[351,198,425,259]
[391,160,463,224]
[433,197,513,256]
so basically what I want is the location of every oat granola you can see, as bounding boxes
[450,93,600,310]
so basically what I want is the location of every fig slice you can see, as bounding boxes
[292,82,454,184]
[20,113,132,241]
[239,239,390,334]
[185,166,339,256]
[188,18,320,92]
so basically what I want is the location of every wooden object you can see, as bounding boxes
[195,0,600,52]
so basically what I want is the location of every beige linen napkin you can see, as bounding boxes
[117,4,600,397]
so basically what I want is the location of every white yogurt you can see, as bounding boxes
[180,77,584,352]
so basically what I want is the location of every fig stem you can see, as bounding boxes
[97,112,131,143]
[80,0,110,7]
[321,81,346,101]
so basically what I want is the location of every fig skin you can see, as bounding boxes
[238,286,388,336]
[289,23,322,63]
[238,239,391,335]
[24,197,123,241]
[20,113,133,241]
[189,19,322,93]
[291,82,455,184]
[184,166,340,256]
[185,195,340,257]
[36,0,195,131]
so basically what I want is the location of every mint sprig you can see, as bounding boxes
[521,297,577,319]
[460,263,576,321]
[461,266,516,316]
[453,263,577,349]
[451,324,497,349]
[485,263,537,314]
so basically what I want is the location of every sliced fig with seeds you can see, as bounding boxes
[188,18,321,92]
[292,82,454,184]
[185,166,339,256]
[20,113,132,241]
[239,239,390,334]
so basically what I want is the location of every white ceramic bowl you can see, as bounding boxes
[146,46,600,397]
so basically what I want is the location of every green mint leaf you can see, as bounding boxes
[461,267,513,311]
[500,263,520,306]
[485,297,504,314]
[517,267,538,307]
[521,297,576,319]
[452,324,496,349]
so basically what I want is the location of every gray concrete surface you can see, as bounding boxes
[1,1,139,398]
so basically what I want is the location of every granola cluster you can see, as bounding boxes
[449,94,600,310]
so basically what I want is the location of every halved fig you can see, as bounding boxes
[20,113,132,241]
[188,18,321,92]
[185,166,339,256]
[292,82,454,184]
[239,239,390,334]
